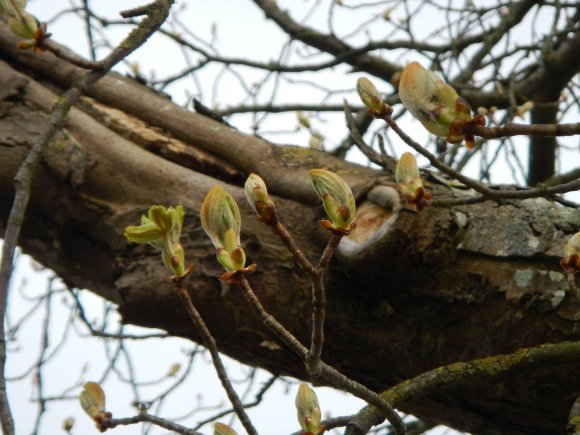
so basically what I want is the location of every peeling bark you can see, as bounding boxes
[1,27,580,435]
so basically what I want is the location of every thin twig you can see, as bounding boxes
[103,408,201,434]
[472,121,580,139]
[307,232,343,377]
[173,275,258,435]
[236,277,406,435]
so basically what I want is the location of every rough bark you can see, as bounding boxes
[1,26,580,434]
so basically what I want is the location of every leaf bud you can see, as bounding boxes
[79,382,106,419]
[395,152,431,211]
[356,77,389,115]
[309,169,356,230]
[166,363,181,377]
[214,422,238,435]
[296,111,311,129]
[62,416,75,432]
[201,186,246,272]
[295,383,322,434]
[244,173,277,224]
[398,62,473,144]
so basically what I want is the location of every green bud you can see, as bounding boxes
[395,152,423,198]
[79,382,105,419]
[309,169,356,230]
[201,186,246,272]
[124,205,186,275]
[213,422,238,435]
[398,62,473,144]
[356,77,388,115]
[244,173,276,222]
[295,383,321,434]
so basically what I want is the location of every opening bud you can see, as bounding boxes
[124,205,186,276]
[395,152,432,211]
[79,381,112,432]
[244,173,277,224]
[398,62,474,145]
[309,169,356,231]
[356,77,390,116]
[79,382,106,419]
[295,383,322,434]
[201,186,246,272]
[214,422,238,435]
[166,363,181,378]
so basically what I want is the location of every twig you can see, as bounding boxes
[172,273,258,435]
[193,375,278,430]
[472,121,580,140]
[235,277,406,435]
[102,407,201,434]
[307,232,343,377]
[0,2,176,434]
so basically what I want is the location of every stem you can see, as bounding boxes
[173,277,258,435]
[307,233,343,377]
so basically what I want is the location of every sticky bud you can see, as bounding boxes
[124,205,186,276]
[244,173,277,224]
[395,152,432,211]
[201,186,246,272]
[398,62,474,145]
[356,77,390,116]
[79,382,106,419]
[296,111,311,129]
[309,169,356,231]
[561,232,580,275]
[166,363,181,377]
[214,422,238,435]
[62,416,75,432]
[295,383,322,434]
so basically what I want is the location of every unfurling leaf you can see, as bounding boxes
[124,205,186,276]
